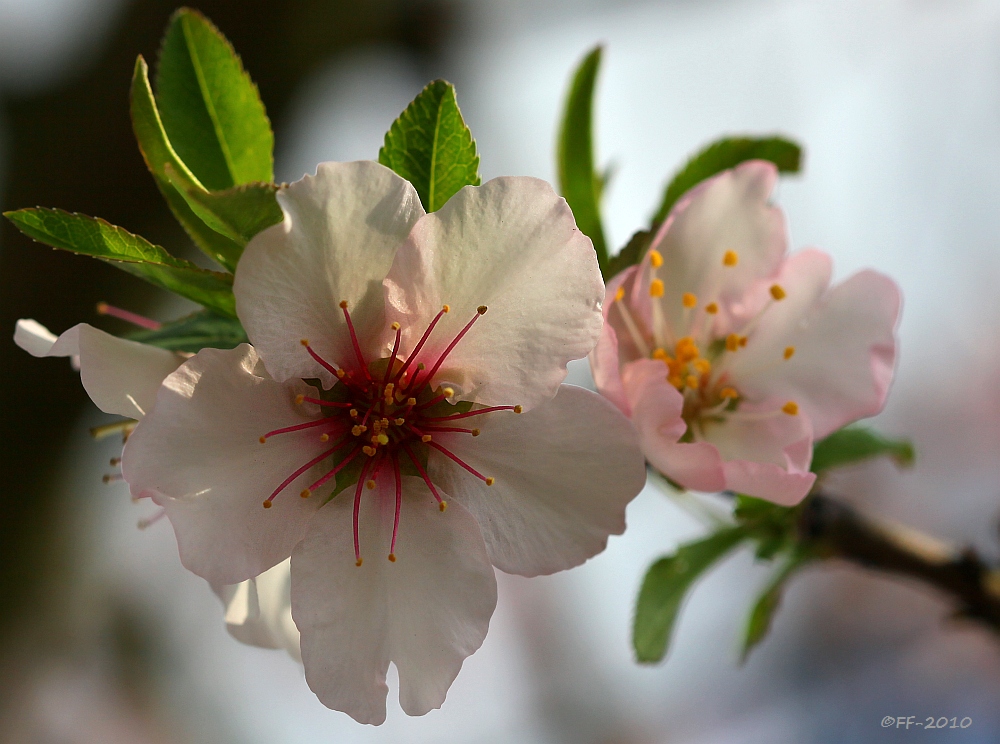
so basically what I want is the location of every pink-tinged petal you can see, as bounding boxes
[632,161,787,338]
[590,266,644,415]
[291,478,496,724]
[235,161,424,386]
[703,406,815,505]
[590,320,629,415]
[728,250,901,438]
[427,384,646,576]
[621,359,726,492]
[16,320,181,419]
[384,176,604,411]
[215,558,300,660]
[122,345,327,585]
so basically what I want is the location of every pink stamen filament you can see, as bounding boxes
[300,396,354,409]
[262,418,335,439]
[383,325,402,385]
[265,444,341,506]
[410,310,484,393]
[353,458,373,564]
[401,442,445,505]
[303,343,341,378]
[96,302,162,330]
[137,508,167,530]
[393,307,448,384]
[390,453,402,559]
[424,405,520,422]
[340,302,372,380]
[425,440,491,483]
[420,426,479,435]
[305,444,363,493]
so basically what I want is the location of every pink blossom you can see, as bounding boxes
[591,160,901,505]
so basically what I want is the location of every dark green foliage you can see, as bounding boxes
[125,309,248,352]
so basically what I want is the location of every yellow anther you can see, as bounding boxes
[339,300,349,309]
[685,374,700,390]
[407,397,417,407]
[294,394,305,405]
[262,501,272,509]
[614,286,625,302]
[356,557,363,567]
[394,417,405,426]
[471,429,481,437]
[442,387,454,398]
[726,333,741,352]
[363,446,376,456]
[720,387,739,399]
[350,409,358,418]
[668,374,684,389]
[784,346,795,360]
[300,338,309,346]
[421,434,432,443]
[676,337,700,362]
[782,401,799,416]
[770,284,786,301]
[439,501,448,512]
[336,369,346,378]
[649,249,664,268]
[391,322,401,331]
[388,553,396,562]
[652,347,669,361]
[682,292,697,309]
[366,479,376,490]
[693,358,712,375]
[300,489,311,499]
[417,363,426,370]
[739,336,747,347]
[442,304,450,313]
[477,305,488,315]
[371,435,380,444]
[259,435,267,444]
[320,433,329,442]
[485,477,495,486]
[110,457,121,466]
[705,302,718,314]
[380,418,390,427]
[649,279,665,297]
[723,250,739,267]
[352,425,363,436]
[514,405,523,414]
[384,383,394,397]
[377,433,389,445]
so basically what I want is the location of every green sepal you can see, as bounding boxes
[606,228,653,280]
[156,7,274,190]
[633,526,747,663]
[557,46,608,276]
[810,426,915,474]
[124,309,247,352]
[378,80,481,212]
[3,208,236,318]
[740,548,811,663]
[651,136,802,224]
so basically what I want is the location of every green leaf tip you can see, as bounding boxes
[557,45,608,276]
[157,7,274,189]
[740,550,810,663]
[378,79,481,212]
[811,426,915,474]
[633,526,747,663]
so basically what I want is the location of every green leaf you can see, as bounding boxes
[131,55,244,271]
[633,526,747,663]
[741,550,811,662]
[557,46,608,276]
[810,426,915,474]
[124,309,247,352]
[378,80,481,212]
[156,8,274,190]
[4,208,236,318]
[606,228,654,280]
[651,136,802,225]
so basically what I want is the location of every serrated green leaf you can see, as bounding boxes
[606,228,654,280]
[131,55,244,271]
[811,426,915,474]
[156,8,273,190]
[124,309,247,352]
[4,208,235,318]
[651,136,802,225]
[378,80,480,212]
[557,46,608,276]
[634,526,747,663]
[741,550,811,663]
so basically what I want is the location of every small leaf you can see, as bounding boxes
[811,426,915,474]
[633,526,747,663]
[606,228,654,280]
[156,8,274,190]
[741,550,811,662]
[131,55,244,271]
[124,309,247,352]
[557,46,608,276]
[4,208,236,318]
[651,136,802,225]
[378,80,481,212]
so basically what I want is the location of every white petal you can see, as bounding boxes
[291,478,496,724]
[384,176,604,411]
[16,320,181,419]
[235,161,424,386]
[122,345,327,585]
[428,384,646,576]
[215,558,301,660]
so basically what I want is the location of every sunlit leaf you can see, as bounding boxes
[811,426,915,474]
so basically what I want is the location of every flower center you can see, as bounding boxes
[259,301,522,565]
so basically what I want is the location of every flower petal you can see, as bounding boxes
[215,558,301,660]
[291,477,496,724]
[590,266,642,415]
[15,320,181,419]
[428,384,646,576]
[727,250,901,438]
[122,345,327,585]
[235,161,424,386]
[384,176,604,411]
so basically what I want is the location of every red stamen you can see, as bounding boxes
[353,457,373,565]
[304,444,363,494]
[401,442,445,506]
[393,306,448,384]
[424,405,521,422]
[340,301,371,380]
[420,426,480,436]
[411,307,486,393]
[389,453,402,560]
[426,440,492,484]
[261,418,333,440]
[300,396,354,408]
[137,508,167,530]
[265,445,339,507]
[302,342,341,378]
[383,324,402,385]
[96,302,161,330]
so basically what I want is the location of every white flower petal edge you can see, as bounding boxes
[14,319,181,418]
[291,478,496,725]
[214,558,301,661]
[122,345,327,585]
[236,161,424,387]
[428,384,647,576]
[383,177,604,411]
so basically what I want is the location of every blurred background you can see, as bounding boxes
[3,0,1000,741]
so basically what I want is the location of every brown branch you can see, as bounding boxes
[798,493,1000,630]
